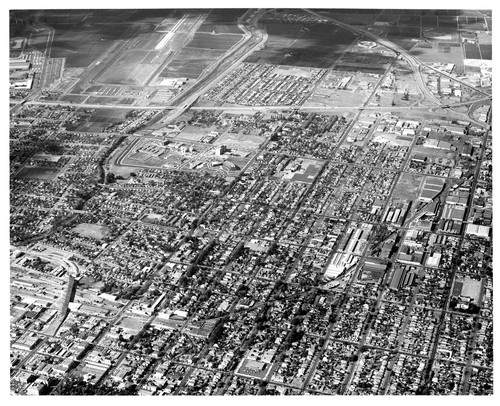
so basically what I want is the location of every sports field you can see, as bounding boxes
[17,167,60,180]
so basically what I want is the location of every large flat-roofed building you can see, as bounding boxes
[465,224,491,239]
[390,265,417,290]
[10,77,33,90]
[10,58,31,71]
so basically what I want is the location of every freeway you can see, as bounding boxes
[190,97,491,113]
[23,96,491,116]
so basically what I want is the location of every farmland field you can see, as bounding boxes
[464,43,481,59]
[392,173,423,200]
[33,9,180,68]
[374,14,400,25]
[479,45,492,60]
[245,22,358,68]
[386,26,421,38]
[421,15,438,27]
[437,16,458,28]
[189,33,242,50]
[458,16,488,31]
[315,11,377,26]
[398,15,422,26]
[46,23,131,68]
[485,17,492,31]
[198,9,245,34]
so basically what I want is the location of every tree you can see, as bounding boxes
[106,173,116,183]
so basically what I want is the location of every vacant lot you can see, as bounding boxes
[101,55,159,86]
[162,58,218,79]
[99,50,149,84]
[392,173,423,200]
[214,132,265,150]
[176,125,212,142]
[72,223,110,241]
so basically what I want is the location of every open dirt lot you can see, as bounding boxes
[72,223,110,241]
